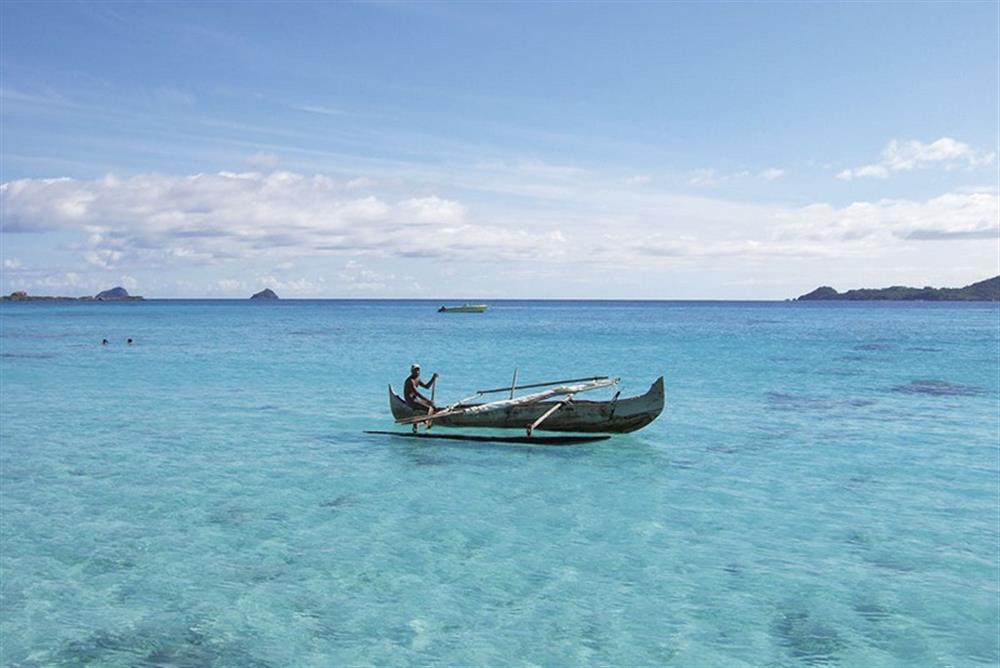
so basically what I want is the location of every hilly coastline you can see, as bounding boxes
[2,286,143,302]
[797,276,999,301]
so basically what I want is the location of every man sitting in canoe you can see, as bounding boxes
[404,363,438,413]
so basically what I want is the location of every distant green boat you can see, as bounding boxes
[438,304,488,313]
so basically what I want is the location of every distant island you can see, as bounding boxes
[95,286,134,300]
[250,288,279,300]
[797,276,999,301]
[2,286,144,302]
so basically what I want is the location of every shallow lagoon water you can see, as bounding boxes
[1,300,997,666]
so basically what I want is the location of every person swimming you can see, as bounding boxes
[101,339,109,345]
[126,338,134,345]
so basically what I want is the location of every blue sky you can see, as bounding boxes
[2,1,997,298]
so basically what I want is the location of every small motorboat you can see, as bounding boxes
[388,375,664,437]
[438,304,488,313]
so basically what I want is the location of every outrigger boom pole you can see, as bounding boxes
[477,376,610,395]
[395,377,619,426]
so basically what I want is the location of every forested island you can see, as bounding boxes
[797,276,999,301]
[2,286,143,302]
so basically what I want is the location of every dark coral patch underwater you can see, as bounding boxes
[765,392,876,411]
[772,609,847,666]
[890,380,985,397]
[23,625,273,668]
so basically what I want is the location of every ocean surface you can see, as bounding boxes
[1,299,997,667]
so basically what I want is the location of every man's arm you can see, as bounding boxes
[418,373,438,389]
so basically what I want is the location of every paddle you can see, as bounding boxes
[425,375,437,430]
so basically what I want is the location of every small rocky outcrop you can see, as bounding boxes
[250,288,279,300]
[95,286,137,300]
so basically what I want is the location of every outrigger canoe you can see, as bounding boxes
[438,304,488,313]
[389,376,664,435]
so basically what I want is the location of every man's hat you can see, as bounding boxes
[411,363,420,370]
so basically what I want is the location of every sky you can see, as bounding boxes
[1,1,997,299]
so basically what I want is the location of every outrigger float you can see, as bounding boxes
[366,373,665,445]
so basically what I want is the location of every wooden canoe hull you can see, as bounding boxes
[389,377,664,434]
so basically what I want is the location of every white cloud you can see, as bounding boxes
[837,137,996,180]
[2,164,993,297]
[85,249,124,268]
[245,152,280,168]
[7,270,106,295]
[0,171,564,268]
[3,258,23,269]
[592,187,998,267]
[619,174,652,186]
[345,177,376,190]
[687,168,721,187]
[475,159,587,180]
[292,104,343,116]
[774,188,999,244]
[339,196,391,221]
[882,138,994,171]
[688,168,768,186]
[336,260,394,294]
[836,164,888,180]
[398,196,466,225]
[255,275,325,295]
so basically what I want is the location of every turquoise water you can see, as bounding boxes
[1,300,997,666]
